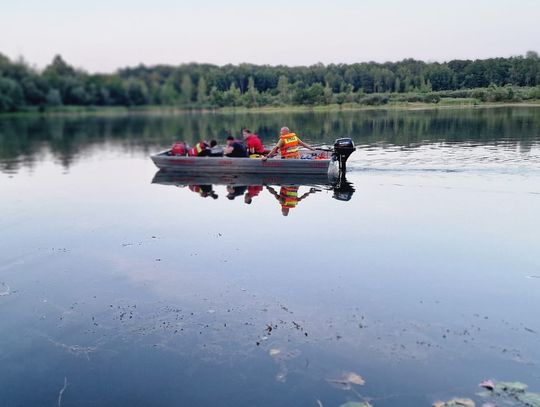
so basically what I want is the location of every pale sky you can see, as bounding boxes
[1,0,539,73]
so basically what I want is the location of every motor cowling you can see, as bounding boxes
[332,138,355,172]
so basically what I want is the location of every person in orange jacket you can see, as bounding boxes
[262,127,315,160]
[266,185,318,216]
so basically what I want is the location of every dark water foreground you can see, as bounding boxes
[1,108,539,407]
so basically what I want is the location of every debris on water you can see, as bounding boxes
[432,398,475,407]
[338,402,373,407]
[0,281,10,296]
[327,371,366,389]
[275,371,287,382]
[57,376,68,407]
[155,258,162,262]
[345,372,366,385]
[526,275,540,279]
[47,338,96,360]
[269,348,281,356]
[478,380,540,407]
[524,327,537,334]
[207,309,216,314]
[479,380,495,391]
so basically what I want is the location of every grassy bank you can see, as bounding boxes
[2,99,540,117]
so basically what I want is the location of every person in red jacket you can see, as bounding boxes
[242,129,265,156]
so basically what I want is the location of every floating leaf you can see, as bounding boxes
[433,398,475,407]
[345,372,365,385]
[517,391,540,407]
[327,371,366,390]
[495,381,528,394]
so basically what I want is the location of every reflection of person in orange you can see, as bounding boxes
[188,185,218,199]
[262,127,315,160]
[244,185,263,204]
[266,185,318,216]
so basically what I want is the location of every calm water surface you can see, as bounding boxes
[1,108,539,407]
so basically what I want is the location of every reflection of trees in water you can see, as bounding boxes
[1,107,540,172]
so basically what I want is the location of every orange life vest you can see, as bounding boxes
[279,133,300,159]
[280,186,299,209]
[188,142,207,157]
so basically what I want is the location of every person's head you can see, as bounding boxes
[244,194,252,204]
[280,127,290,135]
[242,128,251,139]
[226,135,234,146]
[281,207,290,216]
[210,140,218,147]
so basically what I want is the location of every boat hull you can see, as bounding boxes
[151,152,337,175]
[152,169,336,187]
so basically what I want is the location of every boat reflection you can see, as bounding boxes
[152,170,355,213]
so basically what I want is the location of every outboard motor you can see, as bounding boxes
[332,172,355,201]
[332,138,355,172]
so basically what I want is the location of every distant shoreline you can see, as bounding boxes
[1,100,540,117]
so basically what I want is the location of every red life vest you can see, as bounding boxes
[171,142,187,156]
[279,133,300,159]
[188,142,207,157]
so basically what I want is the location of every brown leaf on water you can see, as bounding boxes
[327,371,365,390]
[344,372,365,385]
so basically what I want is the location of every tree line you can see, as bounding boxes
[1,51,540,112]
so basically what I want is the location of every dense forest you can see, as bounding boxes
[1,51,540,112]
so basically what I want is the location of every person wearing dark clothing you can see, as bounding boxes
[226,185,248,200]
[224,136,248,158]
[209,140,224,157]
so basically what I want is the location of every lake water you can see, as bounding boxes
[1,107,539,407]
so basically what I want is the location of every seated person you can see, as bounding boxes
[244,185,263,204]
[224,136,248,158]
[263,127,315,160]
[226,185,247,200]
[242,129,265,156]
[188,141,211,157]
[170,141,188,156]
[189,184,218,199]
[209,140,224,157]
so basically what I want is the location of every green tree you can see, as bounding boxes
[277,75,290,104]
[242,76,259,107]
[196,76,208,104]
[45,89,62,107]
[180,74,194,104]
[159,79,178,105]
[0,77,24,111]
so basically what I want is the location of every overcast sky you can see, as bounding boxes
[1,0,539,73]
